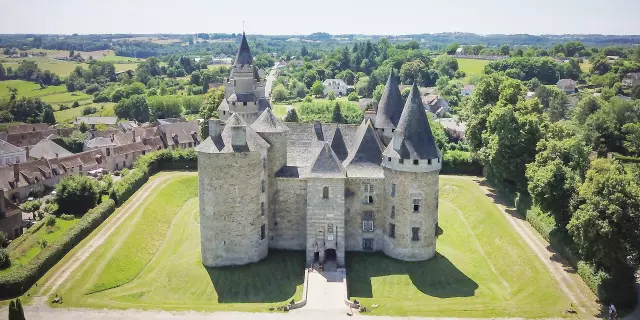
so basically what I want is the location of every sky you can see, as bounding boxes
[1,0,639,35]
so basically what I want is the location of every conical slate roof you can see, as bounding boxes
[235,32,253,66]
[251,108,289,133]
[308,143,346,178]
[374,70,404,129]
[384,83,441,160]
[195,113,269,154]
[330,126,349,161]
[343,119,384,177]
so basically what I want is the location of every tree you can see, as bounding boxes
[8,300,17,320]
[347,92,359,102]
[72,101,80,108]
[568,159,640,273]
[199,87,225,137]
[500,45,510,56]
[79,122,89,133]
[327,91,336,101]
[182,95,204,115]
[272,83,289,102]
[115,95,149,122]
[564,41,585,57]
[355,76,373,97]
[622,123,640,155]
[310,80,325,97]
[0,63,5,80]
[400,60,426,84]
[631,85,640,100]
[0,248,9,270]
[41,105,56,124]
[590,55,611,76]
[433,55,459,78]
[15,298,25,320]
[571,95,604,125]
[446,43,459,55]
[332,103,345,123]
[0,231,8,248]
[372,84,385,103]
[284,108,299,122]
[54,175,99,215]
[147,95,183,120]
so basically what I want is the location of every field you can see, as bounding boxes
[347,176,571,318]
[0,80,92,106]
[54,174,304,311]
[1,58,88,77]
[54,102,115,123]
[0,217,79,276]
[456,58,490,83]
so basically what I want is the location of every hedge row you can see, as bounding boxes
[0,199,116,298]
[110,149,197,205]
[613,153,640,163]
[441,150,483,175]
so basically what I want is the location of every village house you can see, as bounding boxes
[622,72,640,87]
[74,116,118,129]
[119,121,139,132]
[156,121,201,149]
[28,138,73,160]
[557,79,577,94]
[0,189,23,240]
[422,94,450,118]
[436,118,467,141]
[461,85,475,97]
[0,159,62,202]
[323,79,348,97]
[0,140,27,166]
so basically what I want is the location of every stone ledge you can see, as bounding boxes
[289,268,310,310]
[340,268,359,310]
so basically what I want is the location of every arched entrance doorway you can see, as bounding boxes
[324,249,337,262]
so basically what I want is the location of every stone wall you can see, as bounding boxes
[344,178,385,252]
[198,150,269,267]
[270,178,307,250]
[382,168,439,261]
[306,178,345,266]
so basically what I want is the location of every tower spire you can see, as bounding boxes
[235,31,253,66]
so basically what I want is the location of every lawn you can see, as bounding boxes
[0,79,92,109]
[2,58,88,77]
[115,63,140,72]
[457,58,490,83]
[0,217,79,276]
[55,174,304,311]
[53,102,115,123]
[347,176,571,318]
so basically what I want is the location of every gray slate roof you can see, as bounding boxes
[0,139,23,155]
[251,108,289,133]
[374,70,404,129]
[307,143,346,178]
[74,116,118,125]
[330,126,348,161]
[29,139,73,160]
[284,122,360,168]
[235,33,253,66]
[343,119,384,178]
[383,83,441,160]
[196,113,269,154]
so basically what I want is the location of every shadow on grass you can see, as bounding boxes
[346,252,478,299]
[205,250,305,303]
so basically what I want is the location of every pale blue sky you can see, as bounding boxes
[0,0,639,35]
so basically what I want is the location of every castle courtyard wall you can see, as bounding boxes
[344,178,385,252]
[306,178,345,266]
[270,177,307,250]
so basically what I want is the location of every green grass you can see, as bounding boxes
[2,58,88,77]
[97,55,143,63]
[347,176,571,318]
[53,102,115,123]
[56,174,304,311]
[0,218,79,276]
[457,58,490,83]
[0,79,92,112]
[115,63,140,72]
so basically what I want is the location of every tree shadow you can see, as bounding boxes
[346,252,478,299]
[205,250,305,303]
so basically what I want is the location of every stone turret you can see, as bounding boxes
[195,113,271,267]
[381,83,442,261]
[374,70,404,144]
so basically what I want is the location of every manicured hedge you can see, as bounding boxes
[110,149,197,205]
[613,153,640,163]
[0,199,116,298]
[441,150,483,175]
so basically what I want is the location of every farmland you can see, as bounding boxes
[456,58,490,83]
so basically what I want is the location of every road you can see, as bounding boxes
[265,62,279,99]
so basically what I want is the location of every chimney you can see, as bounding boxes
[0,189,5,217]
[209,119,222,139]
[132,130,136,143]
[392,130,403,151]
[25,147,29,159]
[231,125,247,148]
[13,163,20,183]
[313,120,324,141]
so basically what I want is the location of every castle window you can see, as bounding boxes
[106,148,110,156]
[261,202,265,216]
[362,238,373,251]
[387,157,391,162]
[389,223,396,238]
[260,224,265,240]
[243,102,247,106]
[399,159,404,164]
[391,183,396,197]
[413,199,421,212]
[381,128,384,132]
[412,227,420,241]
[261,180,265,193]
[262,157,266,169]
[362,212,374,232]
[428,159,432,165]
[391,205,396,219]
[322,186,329,199]
[413,159,419,165]
[362,183,374,204]
[328,223,334,233]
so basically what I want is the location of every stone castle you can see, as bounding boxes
[196,33,442,267]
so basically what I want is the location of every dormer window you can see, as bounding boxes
[322,186,329,199]
[413,159,419,165]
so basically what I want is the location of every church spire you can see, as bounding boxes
[235,32,253,66]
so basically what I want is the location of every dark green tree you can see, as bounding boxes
[41,105,56,124]
[331,103,345,123]
[284,108,299,122]
[54,175,99,215]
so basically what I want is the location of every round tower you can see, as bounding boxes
[196,113,270,267]
[381,83,442,261]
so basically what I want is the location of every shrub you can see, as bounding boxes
[82,106,98,115]
[60,214,75,221]
[37,239,48,249]
[72,101,80,108]
[347,92,359,101]
[0,199,116,298]
[55,175,100,215]
[41,203,58,215]
[19,199,41,213]
[298,100,362,124]
[43,214,56,227]
[0,248,9,270]
[58,104,69,111]
[85,84,101,94]
[121,168,130,177]
[0,231,8,248]
[441,150,483,175]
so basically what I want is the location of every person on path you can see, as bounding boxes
[609,303,617,320]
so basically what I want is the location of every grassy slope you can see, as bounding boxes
[0,79,92,108]
[0,218,79,276]
[457,58,490,83]
[2,58,88,77]
[56,174,303,311]
[347,176,570,318]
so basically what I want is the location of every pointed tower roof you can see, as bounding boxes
[374,70,404,129]
[308,143,346,178]
[235,32,253,66]
[343,119,384,177]
[251,108,289,133]
[383,83,440,160]
[330,126,349,161]
[195,113,269,154]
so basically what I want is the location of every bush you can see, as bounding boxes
[0,231,8,248]
[85,84,101,94]
[37,239,48,249]
[58,104,69,111]
[60,214,74,221]
[19,199,41,213]
[43,214,56,226]
[0,199,116,298]
[41,203,58,215]
[0,248,9,270]
[55,175,100,215]
[298,100,363,124]
[82,106,98,115]
[72,101,80,108]
[120,168,130,177]
[347,92,359,101]
[441,150,483,175]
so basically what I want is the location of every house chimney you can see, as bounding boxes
[209,119,222,139]
[230,125,247,148]
[25,147,29,159]
[392,130,403,151]
[132,130,136,143]
[13,163,20,183]
[313,120,324,141]
[0,189,6,217]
